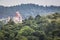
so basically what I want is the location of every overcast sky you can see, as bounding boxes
[0,0,60,6]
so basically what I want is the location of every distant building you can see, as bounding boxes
[13,11,22,24]
[0,17,10,24]
[0,11,22,24]
[7,16,11,22]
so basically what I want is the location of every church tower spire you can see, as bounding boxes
[13,11,22,23]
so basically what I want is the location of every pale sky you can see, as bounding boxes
[0,0,60,7]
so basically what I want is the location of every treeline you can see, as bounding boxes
[0,13,60,40]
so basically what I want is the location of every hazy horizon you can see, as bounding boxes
[0,0,60,7]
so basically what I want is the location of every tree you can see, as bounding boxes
[32,31,46,40]
[7,19,15,25]
[28,16,34,20]
[0,21,4,30]
[0,31,4,40]
[19,26,35,36]
[27,36,39,40]
[35,15,41,20]
[16,36,28,40]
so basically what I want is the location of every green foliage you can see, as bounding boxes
[16,36,28,40]
[27,36,39,40]
[28,16,34,20]
[0,12,60,40]
[19,26,35,36]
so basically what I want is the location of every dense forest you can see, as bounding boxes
[0,13,60,40]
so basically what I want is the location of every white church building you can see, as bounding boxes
[12,11,22,23]
[0,11,22,24]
